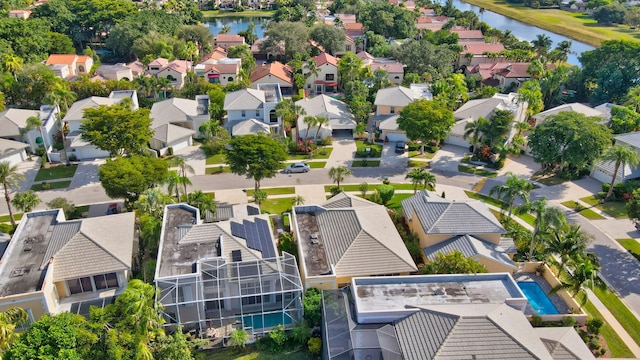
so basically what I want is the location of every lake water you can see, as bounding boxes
[206,16,270,39]
[450,0,595,65]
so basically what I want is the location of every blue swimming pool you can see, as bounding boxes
[238,312,292,329]
[517,282,560,315]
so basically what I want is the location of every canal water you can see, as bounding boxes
[207,3,595,66]
[206,16,270,39]
[450,0,595,65]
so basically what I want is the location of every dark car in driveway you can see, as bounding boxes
[395,142,406,154]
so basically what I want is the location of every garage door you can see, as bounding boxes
[445,134,471,148]
[0,150,26,167]
[591,167,613,184]
[171,139,190,153]
[384,131,408,142]
[74,146,109,160]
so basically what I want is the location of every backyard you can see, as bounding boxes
[196,345,312,360]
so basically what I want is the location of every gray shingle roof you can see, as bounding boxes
[223,88,265,111]
[532,103,603,123]
[150,98,200,128]
[0,138,28,156]
[231,119,270,136]
[0,108,41,137]
[394,310,458,360]
[616,131,640,149]
[454,97,506,121]
[152,123,195,143]
[401,191,504,235]
[295,95,356,130]
[424,234,517,270]
[322,192,376,208]
[374,86,416,107]
[535,327,596,360]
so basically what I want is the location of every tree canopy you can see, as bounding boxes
[224,134,287,193]
[528,111,611,174]
[98,155,169,205]
[397,100,455,152]
[80,100,154,157]
[422,251,488,275]
[310,24,345,56]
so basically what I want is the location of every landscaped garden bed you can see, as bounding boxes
[31,181,71,191]
[458,164,497,178]
[355,140,382,158]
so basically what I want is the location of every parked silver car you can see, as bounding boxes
[284,162,310,173]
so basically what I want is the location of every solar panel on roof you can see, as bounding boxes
[247,205,260,216]
[231,221,246,239]
[244,220,261,251]
[256,218,275,258]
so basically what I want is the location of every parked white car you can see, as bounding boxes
[284,162,310,173]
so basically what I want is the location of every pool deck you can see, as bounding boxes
[513,272,570,315]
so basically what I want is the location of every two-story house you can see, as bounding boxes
[303,53,339,95]
[249,62,294,96]
[372,85,432,142]
[224,84,283,134]
[0,209,135,325]
[0,105,59,162]
[592,131,640,184]
[215,34,246,50]
[149,95,209,155]
[46,54,93,79]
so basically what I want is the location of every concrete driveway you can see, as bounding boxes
[499,154,541,178]
[429,144,468,172]
[325,137,356,168]
[380,142,407,168]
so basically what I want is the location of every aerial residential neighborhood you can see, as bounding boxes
[0,0,639,359]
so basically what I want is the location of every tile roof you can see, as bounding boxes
[295,95,356,131]
[356,51,375,61]
[454,97,509,121]
[450,29,484,40]
[461,43,505,55]
[322,191,376,208]
[152,123,195,143]
[0,138,28,156]
[249,61,293,84]
[63,96,116,122]
[46,54,78,66]
[126,61,145,77]
[374,86,417,107]
[161,60,191,74]
[0,108,40,137]
[150,97,200,128]
[216,33,245,43]
[377,115,400,130]
[223,88,266,110]
[536,327,596,360]
[401,190,504,235]
[370,61,404,74]
[616,131,640,149]
[149,58,169,67]
[313,53,338,67]
[344,22,363,30]
[424,234,517,270]
[394,310,458,360]
[201,63,240,75]
[532,103,603,122]
[231,118,271,136]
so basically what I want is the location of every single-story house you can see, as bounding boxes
[531,103,605,127]
[295,95,356,139]
[0,139,29,166]
[94,64,133,81]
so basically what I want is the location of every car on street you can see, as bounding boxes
[395,142,406,154]
[284,162,310,173]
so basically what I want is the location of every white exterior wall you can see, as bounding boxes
[157,68,186,88]
[71,145,110,160]
[303,64,338,95]
[0,150,27,167]
[251,77,292,93]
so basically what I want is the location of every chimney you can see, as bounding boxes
[195,95,210,116]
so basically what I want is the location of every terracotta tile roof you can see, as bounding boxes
[46,54,77,66]
[461,43,505,55]
[76,55,91,64]
[314,53,338,67]
[162,60,191,74]
[202,63,240,74]
[249,61,293,84]
[345,35,355,44]
[344,22,363,30]
[149,58,169,67]
[416,15,448,23]
[419,8,436,14]
[357,51,375,60]
[451,29,484,40]
[336,13,356,23]
[416,22,446,31]
[370,61,404,73]
[216,34,245,43]
[127,61,145,77]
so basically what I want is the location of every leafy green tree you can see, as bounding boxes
[396,40,457,79]
[0,307,28,353]
[263,21,310,62]
[48,32,75,54]
[188,190,216,218]
[372,184,394,206]
[4,312,97,360]
[358,2,417,38]
[421,250,488,274]
[31,0,76,34]
[227,44,256,74]
[0,18,51,63]
[397,100,455,153]
[80,100,153,157]
[98,156,169,206]
[517,80,544,118]
[337,53,363,88]
[228,328,249,349]
[432,73,468,111]
[490,173,533,219]
[359,182,369,197]
[275,98,306,134]
[624,85,640,113]
[225,134,287,193]
[593,4,626,24]
[480,109,514,148]
[518,198,566,260]
[3,64,61,109]
[291,322,311,345]
[176,24,214,54]
[531,34,552,57]
[46,197,81,219]
[310,24,345,55]
[551,257,605,307]
[328,166,351,189]
[303,288,322,326]
[11,191,41,213]
[601,144,640,201]
[464,117,489,148]
[0,162,25,227]
[528,111,611,174]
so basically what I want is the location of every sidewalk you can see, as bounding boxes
[587,289,640,358]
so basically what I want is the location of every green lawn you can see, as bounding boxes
[324,183,418,192]
[259,197,294,214]
[583,301,635,358]
[355,140,383,158]
[205,166,232,175]
[618,238,640,262]
[196,345,312,360]
[246,187,295,196]
[205,153,226,165]
[460,0,640,47]
[580,196,628,219]
[0,213,23,223]
[201,9,275,17]
[308,161,326,169]
[560,201,606,220]
[385,193,414,211]
[31,181,71,191]
[592,285,640,348]
[288,147,333,160]
[458,164,497,178]
[464,190,535,226]
[408,159,429,168]
[352,160,380,167]
[34,165,78,181]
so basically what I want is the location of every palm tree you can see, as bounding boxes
[164,171,182,200]
[328,166,352,189]
[0,162,25,227]
[406,168,427,194]
[253,189,267,206]
[134,188,175,218]
[305,59,320,95]
[114,279,164,336]
[423,172,436,191]
[553,40,573,63]
[11,191,41,213]
[314,116,329,143]
[275,99,306,135]
[545,224,590,276]
[490,173,533,219]
[219,25,231,34]
[624,85,640,113]
[188,190,216,218]
[464,117,489,148]
[551,257,605,307]
[170,157,195,202]
[292,195,305,206]
[601,144,640,201]
[302,116,317,143]
[0,307,28,352]
[2,54,23,81]
[531,34,552,57]
[25,115,51,163]
[518,198,566,260]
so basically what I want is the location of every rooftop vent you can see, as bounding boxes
[10,266,31,278]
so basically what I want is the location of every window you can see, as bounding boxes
[316,85,322,94]
[167,74,177,82]
[256,110,260,116]
[67,277,93,294]
[269,109,277,123]
[242,296,262,305]
[94,273,119,290]
[325,74,334,81]
[241,110,246,117]
[228,77,234,82]
[307,84,311,89]
[390,107,395,114]
[78,65,85,73]
[345,45,352,52]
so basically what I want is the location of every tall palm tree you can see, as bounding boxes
[302,116,317,143]
[518,198,566,260]
[0,307,28,352]
[0,162,25,227]
[464,118,486,149]
[292,195,305,206]
[314,116,329,143]
[545,224,590,276]
[490,173,533,219]
[553,40,573,63]
[188,190,216,218]
[134,188,175,218]
[531,34,552,57]
[2,54,23,81]
[551,257,604,307]
[406,168,427,194]
[114,279,164,336]
[11,191,41,213]
[25,116,51,163]
[624,85,640,113]
[601,144,640,201]
[305,59,320,95]
[328,166,352,189]
[423,172,436,191]
[170,157,194,202]
[164,171,181,200]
